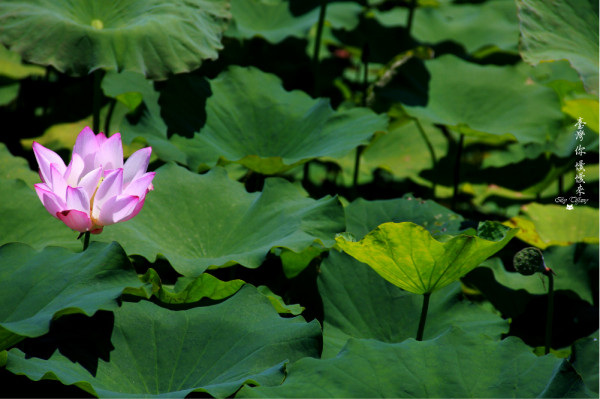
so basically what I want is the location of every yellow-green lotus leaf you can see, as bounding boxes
[335,221,517,295]
[506,204,599,249]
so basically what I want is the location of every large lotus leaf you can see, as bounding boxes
[505,203,599,249]
[0,0,230,79]
[319,250,508,357]
[227,0,362,44]
[0,143,38,186]
[170,66,388,174]
[238,328,587,398]
[97,163,345,276]
[373,0,519,54]
[336,221,518,294]
[480,244,598,305]
[345,195,464,239]
[0,242,142,351]
[0,178,82,250]
[0,43,45,80]
[517,0,599,95]
[402,55,564,144]
[360,119,448,181]
[572,331,599,396]
[6,286,321,398]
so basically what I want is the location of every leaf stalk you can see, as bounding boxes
[416,292,431,341]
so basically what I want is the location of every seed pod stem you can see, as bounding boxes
[544,270,555,355]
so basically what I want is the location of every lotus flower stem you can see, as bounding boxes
[544,270,554,354]
[416,292,431,341]
[92,70,103,134]
[82,231,90,251]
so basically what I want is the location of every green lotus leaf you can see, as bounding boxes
[0,143,38,186]
[97,163,345,276]
[102,70,187,145]
[403,55,564,144]
[335,221,517,294]
[481,244,598,305]
[276,246,326,279]
[227,0,362,44]
[102,70,156,113]
[257,286,304,315]
[0,0,231,79]
[238,328,587,398]
[319,250,508,357]
[0,242,142,351]
[506,203,599,248]
[170,66,388,174]
[572,331,599,396]
[125,268,246,304]
[5,286,321,398]
[517,0,599,95]
[0,178,85,250]
[373,0,519,54]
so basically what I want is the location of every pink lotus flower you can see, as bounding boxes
[33,127,155,234]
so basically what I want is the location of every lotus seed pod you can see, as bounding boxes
[513,247,545,276]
